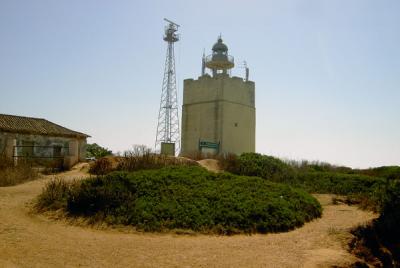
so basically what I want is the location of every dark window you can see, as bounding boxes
[53,146,62,158]
[22,141,34,157]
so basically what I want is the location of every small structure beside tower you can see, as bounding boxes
[181,37,256,156]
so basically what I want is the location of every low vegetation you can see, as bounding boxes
[0,154,38,187]
[36,166,322,234]
[220,153,387,210]
[35,178,71,210]
[88,157,115,175]
[377,180,400,242]
[350,181,400,266]
[36,149,400,264]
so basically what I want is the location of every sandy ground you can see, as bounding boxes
[197,159,222,172]
[0,164,377,268]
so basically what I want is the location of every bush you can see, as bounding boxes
[358,166,400,181]
[37,166,322,234]
[294,171,385,195]
[221,153,387,210]
[89,157,114,175]
[350,181,400,266]
[35,178,74,211]
[296,172,386,210]
[377,181,400,242]
[222,153,296,183]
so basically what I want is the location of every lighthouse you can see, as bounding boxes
[181,36,256,156]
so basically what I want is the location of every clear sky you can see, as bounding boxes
[0,0,399,168]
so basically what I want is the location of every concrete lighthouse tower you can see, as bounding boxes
[181,36,255,156]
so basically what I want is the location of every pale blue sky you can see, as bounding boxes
[0,0,399,168]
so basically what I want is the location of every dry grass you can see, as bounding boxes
[89,146,198,175]
[0,155,38,187]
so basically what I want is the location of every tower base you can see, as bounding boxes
[181,74,255,157]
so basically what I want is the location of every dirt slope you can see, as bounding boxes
[197,159,222,172]
[0,165,377,267]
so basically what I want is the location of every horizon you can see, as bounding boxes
[0,0,399,169]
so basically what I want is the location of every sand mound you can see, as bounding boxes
[197,159,221,172]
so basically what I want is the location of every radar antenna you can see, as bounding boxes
[155,19,180,155]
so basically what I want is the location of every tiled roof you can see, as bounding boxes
[0,114,90,138]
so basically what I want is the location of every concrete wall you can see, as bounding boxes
[0,132,86,168]
[78,139,87,162]
[181,74,255,156]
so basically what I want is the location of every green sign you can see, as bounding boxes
[199,140,219,149]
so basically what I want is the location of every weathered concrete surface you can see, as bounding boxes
[181,74,255,156]
[0,132,86,168]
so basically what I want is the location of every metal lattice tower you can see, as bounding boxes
[155,19,180,155]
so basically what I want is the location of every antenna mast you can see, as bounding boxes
[244,61,249,81]
[239,61,249,81]
[201,49,206,76]
[155,18,180,155]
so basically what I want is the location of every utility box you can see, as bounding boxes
[161,142,175,156]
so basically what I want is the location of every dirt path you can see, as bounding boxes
[0,165,377,267]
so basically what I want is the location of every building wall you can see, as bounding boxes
[0,135,5,155]
[0,132,86,168]
[181,74,255,156]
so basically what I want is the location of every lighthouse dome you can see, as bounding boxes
[212,38,228,53]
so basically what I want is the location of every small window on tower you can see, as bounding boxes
[234,123,238,127]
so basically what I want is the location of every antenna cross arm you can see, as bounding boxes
[164,18,180,28]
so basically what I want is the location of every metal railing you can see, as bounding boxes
[12,145,69,159]
[205,54,234,65]
[12,145,69,169]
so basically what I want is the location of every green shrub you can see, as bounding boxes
[350,181,400,266]
[295,172,386,210]
[86,143,113,159]
[38,166,322,234]
[223,153,296,183]
[294,171,385,195]
[285,159,353,174]
[377,181,400,242]
[358,166,400,180]
[221,153,387,210]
